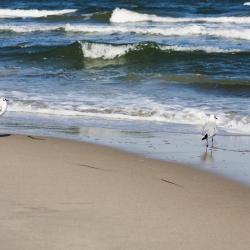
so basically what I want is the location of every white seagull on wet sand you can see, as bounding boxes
[202,114,218,147]
[0,97,8,117]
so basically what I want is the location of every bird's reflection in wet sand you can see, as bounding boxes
[201,147,214,164]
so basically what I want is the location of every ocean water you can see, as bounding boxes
[0,0,250,183]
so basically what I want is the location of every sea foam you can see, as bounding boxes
[7,96,250,135]
[1,23,250,41]
[64,24,250,41]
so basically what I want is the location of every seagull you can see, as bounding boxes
[202,114,218,147]
[0,97,8,117]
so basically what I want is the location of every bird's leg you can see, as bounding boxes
[206,138,208,147]
[212,137,214,147]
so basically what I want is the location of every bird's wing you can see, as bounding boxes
[207,123,217,137]
[202,122,217,137]
[212,125,217,135]
[202,122,209,135]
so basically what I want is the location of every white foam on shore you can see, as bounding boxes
[0,8,77,18]
[7,97,250,135]
[110,8,250,24]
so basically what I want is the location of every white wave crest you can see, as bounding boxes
[1,23,250,41]
[160,45,240,53]
[8,100,250,135]
[0,8,77,18]
[65,23,206,36]
[0,24,61,32]
[79,42,240,60]
[65,24,250,41]
[110,8,250,24]
[244,2,250,6]
[80,42,134,59]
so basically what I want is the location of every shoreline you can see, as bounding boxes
[0,134,250,249]
[2,119,250,186]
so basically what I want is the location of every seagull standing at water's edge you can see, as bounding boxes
[202,114,218,147]
[0,97,8,117]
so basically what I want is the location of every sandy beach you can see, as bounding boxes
[1,1,250,249]
[0,134,249,250]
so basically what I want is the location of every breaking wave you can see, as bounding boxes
[1,23,250,41]
[110,8,250,24]
[79,42,242,59]
[0,8,77,18]
[7,96,250,135]
[0,41,245,62]
[65,24,250,41]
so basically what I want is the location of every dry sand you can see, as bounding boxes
[0,134,249,250]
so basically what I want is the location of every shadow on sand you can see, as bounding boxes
[0,134,11,138]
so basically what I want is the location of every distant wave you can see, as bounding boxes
[0,24,60,33]
[110,8,250,24]
[1,23,250,41]
[0,8,77,18]
[0,23,244,43]
[244,2,250,6]
[0,42,84,64]
[0,41,244,62]
[81,11,111,22]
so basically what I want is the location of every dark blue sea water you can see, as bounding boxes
[0,0,250,183]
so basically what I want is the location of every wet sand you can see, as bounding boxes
[0,134,250,250]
